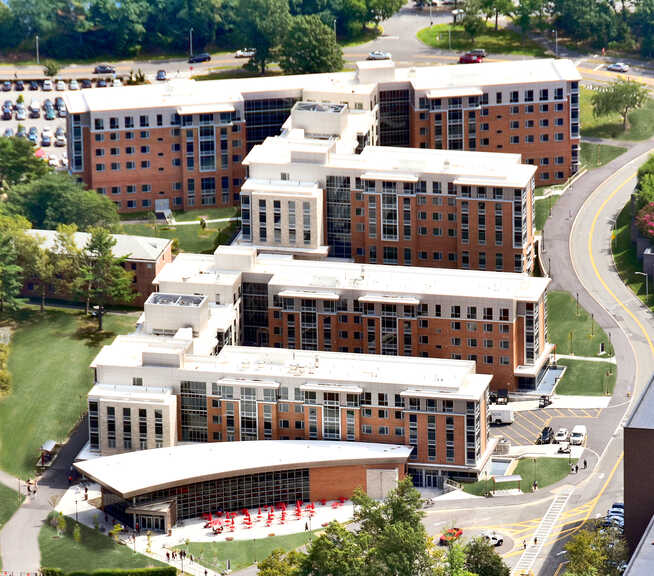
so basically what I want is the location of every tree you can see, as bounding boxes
[56,512,67,536]
[633,0,654,57]
[446,542,477,576]
[0,222,24,312]
[461,0,486,41]
[279,15,343,74]
[43,60,60,77]
[237,0,290,74]
[592,78,649,130]
[6,172,120,231]
[565,527,606,575]
[73,523,81,544]
[513,0,540,35]
[480,0,513,30]
[21,234,56,312]
[366,0,404,26]
[464,538,510,576]
[0,136,48,189]
[258,548,303,576]
[79,227,134,330]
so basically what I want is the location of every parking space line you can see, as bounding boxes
[494,424,533,445]
[521,411,551,430]
[511,418,540,442]
[526,410,549,425]
[553,408,567,418]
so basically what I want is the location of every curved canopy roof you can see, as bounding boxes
[75,440,411,498]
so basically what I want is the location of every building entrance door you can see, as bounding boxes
[137,514,165,532]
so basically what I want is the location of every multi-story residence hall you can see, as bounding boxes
[89,294,495,485]
[240,100,537,272]
[152,245,553,391]
[64,58,581,213]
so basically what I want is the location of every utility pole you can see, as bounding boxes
[333,18,337,37]
[189,28,193,58]
[552,29,558,57]
[36,35,39,65]
[636,271,649,302]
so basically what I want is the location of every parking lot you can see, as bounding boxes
[490,407,602,447]
[1,82,70,166]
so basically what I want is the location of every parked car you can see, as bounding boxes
[439,528,463,545]
[28,100,41,118]
[69,79,80,90]
[55,134,66,147]
[16,125,26,138]
[14,80,24,91]
[55,96,65,108]
[538,395,552,408]
[608,503,624,517]
[235,48,255,58]
[81,78,92,89]
[57,106,67,118]
[15,107,26,121]
[554,428,570,444]
[27,126,38,144]
[570,424,587,446]
[1,107,11,120]
[55,79,66,91]
[603,515,624,530]
[496,389,509,405]
[367,50,392,60]
[41,134,52,146]
[97,79,107,87]
[112,78,122,87]
[42,79,53,91]
[43,98,53,109]
[3,127,14,137]
[481,531,504,547]
[489,407,513,425]
[55,126,65,138]
[607,62,629,73]
[156,70,167,81]
[44,107,56,120]
[536,426,554,444]
[188,52,211,63]
[469,48,487,58]
[94,64,116,74]
[29,80,39,91]
[2,81,11,92]
[459,52,483,64]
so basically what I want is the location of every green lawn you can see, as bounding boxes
[535,195,559,232]
[416,22,547,56]
[611,202,653,309]
[546,290,614,357]
[0,306,135,478]
[580,142,628,169]
[463,457,575,494]
[512,457,577,492]
[0,483,23,568]
[177,531,316,573]
[339,25,381,47]
[122,218,238,254]
[580,87,654,141]
[194,68,284,81]
[119,207,238,222]
[555,358,616,396]
[40,513,164,571]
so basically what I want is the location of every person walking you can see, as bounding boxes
[523,539,527,550]
[583,459,587,470]
[575,464,579,474]
[166,551,170,562]
[534,536,538,546]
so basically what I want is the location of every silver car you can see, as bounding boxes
[367,50,392,61]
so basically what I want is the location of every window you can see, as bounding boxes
[139,115,149,127]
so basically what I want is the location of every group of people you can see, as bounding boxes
[165,549,195,563]
[571,459,588,474]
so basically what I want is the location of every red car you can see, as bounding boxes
[439,527,463,545]
[459,52,483,64]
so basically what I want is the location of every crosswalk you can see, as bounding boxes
[511,487,574,576]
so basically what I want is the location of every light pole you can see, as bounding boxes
[189,28,193,58]
[75,499,78,521]
[636,271,649,301]
[333,18,337,37]
[429,0,433,25]
[36,35,39,65]
[551,29,558,57]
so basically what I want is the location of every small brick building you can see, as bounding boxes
[22,229,173,306]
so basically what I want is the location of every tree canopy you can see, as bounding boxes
[279,15,343,74]
[6,172,120,232]
[592,78,649,131]
[0,137,49,189]
[237,0,290,74]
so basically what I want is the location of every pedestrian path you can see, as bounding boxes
[511,486,574,575]
[556,353,617,364]
[169,216,240,226]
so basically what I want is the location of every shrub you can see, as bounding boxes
[636,202,654,239]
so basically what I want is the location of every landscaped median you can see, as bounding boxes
[462,457,577,495]
[416,22,546,56]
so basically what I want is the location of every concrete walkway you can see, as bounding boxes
[556,353,617,364]
[169,216,240,226]
[0,418,89,572]
[0,469,19,492]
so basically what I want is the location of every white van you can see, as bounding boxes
[489,407,514,425]
[570,425,587,446]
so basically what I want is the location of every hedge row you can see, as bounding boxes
[42,568,176,576]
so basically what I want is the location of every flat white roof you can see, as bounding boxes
[75,440,412,497]
[26,229,171,262]
[65,59,581,114]
[157,249,550,302]
[93,342,491,399]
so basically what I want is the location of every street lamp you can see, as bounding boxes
[551,29,558,57]
[35,35,40,65]
[333,18,337,37]
[75,499,78,522]
[189,28,194,58]
[635,271,649,301]
[429,0,433,25]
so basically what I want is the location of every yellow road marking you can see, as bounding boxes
[526,410,549,425]
[553,560,568,576]
[553,408,567,418]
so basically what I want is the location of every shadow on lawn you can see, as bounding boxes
[73,322,121,347]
